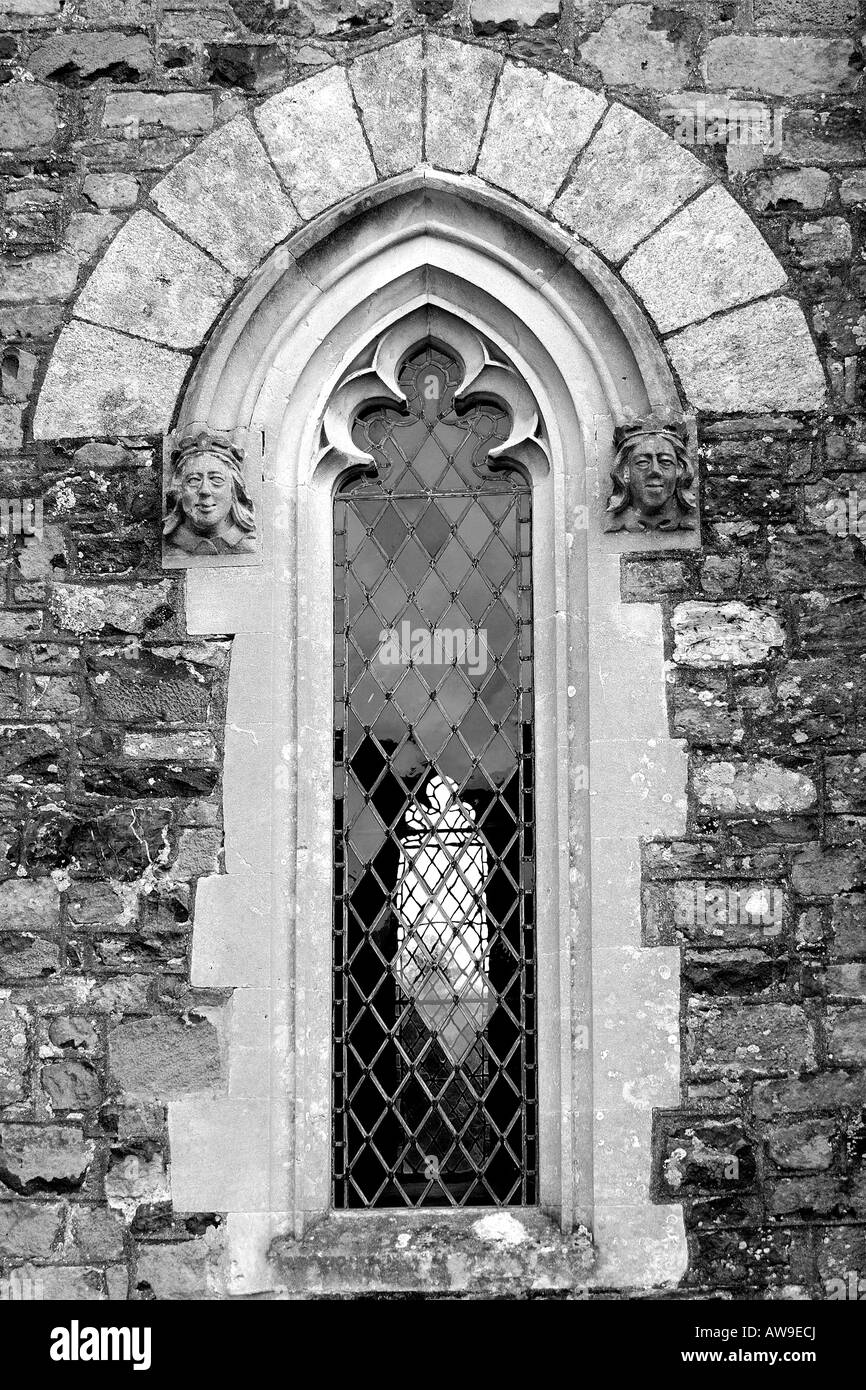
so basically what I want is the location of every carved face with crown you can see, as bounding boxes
[163,432,256,556]
[605,419,697,533]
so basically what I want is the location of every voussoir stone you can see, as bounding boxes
[553,103,711,263]
[73,210,233,349]
[425,36,502,174]
[665,298,826,413]
[672,601,785,667]
[621,185,787,333]
[256,67,376,221]
[33,320,189,440]
[350,36,422,179]
[478,61,606,211]
[151,117,298,277]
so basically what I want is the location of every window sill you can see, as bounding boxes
[269,1209,595,1297]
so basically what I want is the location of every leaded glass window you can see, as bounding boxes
[332,342,537,1209]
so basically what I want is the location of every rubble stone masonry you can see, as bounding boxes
[0,0,863,1299]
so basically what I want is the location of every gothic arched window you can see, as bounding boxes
[332,341,538,1208]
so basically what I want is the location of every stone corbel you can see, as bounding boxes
[603,414,698,535]
[162,426,263,569]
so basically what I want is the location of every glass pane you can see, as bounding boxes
[333,342,536,1209]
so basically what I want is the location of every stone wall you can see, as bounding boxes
[0,0,863,1299]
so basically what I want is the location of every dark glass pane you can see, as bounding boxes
[333,343,536,1209]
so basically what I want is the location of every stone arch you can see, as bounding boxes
[30,34,827,1298]
[33,33,825,443]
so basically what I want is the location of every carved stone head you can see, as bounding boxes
[605,419,697,533]
[163,431,256,556]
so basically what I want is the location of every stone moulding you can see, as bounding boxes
[27,32,827,1300]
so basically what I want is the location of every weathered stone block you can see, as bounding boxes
[826,1004,866,1065]
[66,883,128,932]
[0,1000,27,1107]
[781,109,865,168]
[109,1015,222,1101]
[478,62,605,211]
[672,602,784,667]
[666,298,826,414]
[134,1227,226,1299]
[0,252,79,305]
[749,168,830,213]
[789,217,853,268]
[0,82,58,150]
[755,0,856,24]
[0,1200,63,1259]
[122,731,216,763]
[105,1150,169,1219]
[765,1119,834,1171]
[0,877,59,931]
[63,212,122,264]
[644,880,785,947]
[102,92,213,137]
[816,1225,866,1286]
[205,41,288,93]
[82,173,140,210]
[256,67,376,221]
[826,755,866,814]
[0,1123,95,1193]
[830,895,866,960]
[655,1116,756,1197]
[51,581,174,637]
[47,1017,98,1051]
[622,185,787,333]
[28,32,154,84]
[825,964,866,998]
[0,0,59,13]
[705,36,859,97]
[687,1002,816,1077]
[350,37,422,178]
[693,758,816,816]
[0,934,60,982]
[470,0,556,28]
[581,4,692,90]
[151,118,298,277]
[839,170,866,206]
[792,845,866,898]
[425,36,502,174]
[41,1060,101,1110]
[683,949,785,997]
[753,1072,866,1118]
[73,211,232,350]
[169,829,222,880]
[33,321,189,440]
[65,1203,125,1262]
[554,103,709,263]
[769,1174,866,1219]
